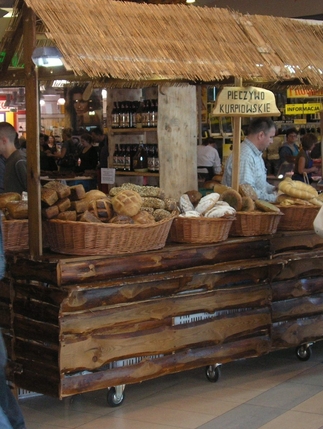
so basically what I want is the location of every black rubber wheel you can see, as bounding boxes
[205,365,221,382]
[107,387,125,407]
[296,345,312,361]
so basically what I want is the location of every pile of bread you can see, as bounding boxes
[277,177,323,207]
[0,182,176,225]
[179,183,282,217]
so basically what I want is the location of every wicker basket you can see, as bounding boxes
[229,211,283,237]
[277,205,320,231]
[45,214,175,256]
[170,216,235,244]
[2,219,29,252]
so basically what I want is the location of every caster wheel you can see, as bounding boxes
[107,387,125,407]
[205,365,221,382]
[296,345,312,361]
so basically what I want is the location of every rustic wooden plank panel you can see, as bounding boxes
[14,337,59,368]
[13,296,60,325]
[0,304,11,329]
[61,284,271,334]
[13,368,60,398]
[272,293,323,322]
[271,251,323,281]
[271,277,323,301]
[57,238,270,285]
[13,281,68,306]
[14,316,59,345]
[60,335,271,397]
[60,260,273,312]
[7,257,58,284]
[271,315,323,348]
[60,309,270,372]
[0,277,11,300]
[271,231,323,254]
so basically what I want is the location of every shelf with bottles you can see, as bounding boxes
[110,98,158,131]
[112,142,159,175]
[115,171,159,177]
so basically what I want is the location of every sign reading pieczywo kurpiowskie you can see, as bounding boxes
[213,86,280,117]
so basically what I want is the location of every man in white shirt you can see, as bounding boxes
[197,136,222,180]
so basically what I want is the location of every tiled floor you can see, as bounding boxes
[19,341,323,429]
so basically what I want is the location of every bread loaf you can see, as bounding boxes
[57,211,77,221]
[278,177,318,200]
[6,201,28,219]
[43,181,71,199]
[41,187,58,207]
[132,211,155,224]
[110,183,165,199]
[239,184,258,201]
[153,209,172,221]
[69,184,86,201]
[42,205,60,219]
[141,197,165,210]
[79,210,102,223]
[0,192,21,209]
[88,198,114,222]
[220,189,242,211]
[55,197,71,212]
[109,215,134,224]
[195,193,220,214]
[185,190,202,207]
[112,190,142,216]
[71,190,108,213]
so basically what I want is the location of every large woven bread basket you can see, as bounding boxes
[170,215,235,244]
[230,211,283,237]
[276,205,319,231]
[2,219,29,252]
[45,214,175,256]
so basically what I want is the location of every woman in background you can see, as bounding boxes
[292,133,319,183]
[74,133,98,173]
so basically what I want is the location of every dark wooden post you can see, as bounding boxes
[23,4,42,257]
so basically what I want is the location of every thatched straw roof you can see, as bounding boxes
[2,0,323,87]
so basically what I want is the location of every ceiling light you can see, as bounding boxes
[57,97,65,105]
[32,47,63,67]
[186,0,195,4]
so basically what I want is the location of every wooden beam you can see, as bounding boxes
[23,4,42,257]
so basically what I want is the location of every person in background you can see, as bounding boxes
[292,132,319,183]
[0,222,27,429]
[55,128,77,172]
[40,134,58,172]
[0,155,5,193]
[222,117,277,202]
[278,127,299,167]
[0,122,27,194]
[74,133,98,173]
[91,127,108,192]
[197,135,222,181]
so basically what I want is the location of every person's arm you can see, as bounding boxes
[15,159,27,192]
[297,156,317,175]
[212,149,222,175]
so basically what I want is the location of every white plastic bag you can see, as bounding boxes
[313,205,323,238]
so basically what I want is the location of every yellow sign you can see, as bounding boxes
[287,88,323,98]
[285,103,322,115]
[213,86,280,117]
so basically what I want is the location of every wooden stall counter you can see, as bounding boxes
[1,231,323,405]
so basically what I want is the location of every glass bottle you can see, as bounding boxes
[154,146,159,173]
[111,102,120,129]
[133,141,148,172]
[125,145,131,171]
[113,144,119,170]
[135,100,143,128]
[148,145,156,172]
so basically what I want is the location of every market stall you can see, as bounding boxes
[1,0,323,407]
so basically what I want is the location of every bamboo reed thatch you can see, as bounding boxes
[6,0,323,87]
